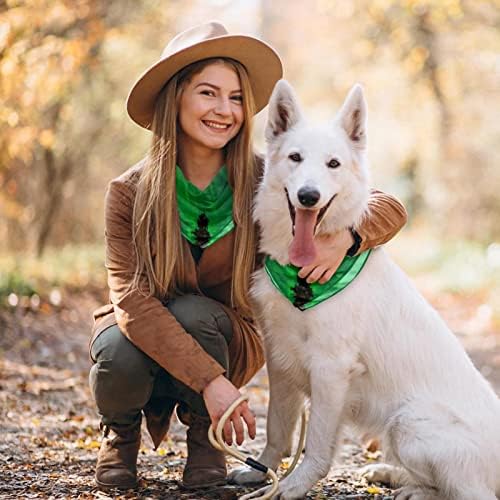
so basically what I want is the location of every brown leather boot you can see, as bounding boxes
[95,421,141,490]
[181,410,227,489]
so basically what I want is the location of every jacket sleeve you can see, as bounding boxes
[104,178,225,393]
[355,189,408,254]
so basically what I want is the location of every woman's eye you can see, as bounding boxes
[288,153,302,162]
[200,90,215,96]
[328,158,341,169]
[231,95,243,103]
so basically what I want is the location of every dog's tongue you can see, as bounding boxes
[289,209,318,267]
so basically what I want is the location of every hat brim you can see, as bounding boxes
[126,35,283,130]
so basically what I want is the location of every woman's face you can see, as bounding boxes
[177,62,244,153]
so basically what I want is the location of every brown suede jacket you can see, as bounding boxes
[90,159,407,447]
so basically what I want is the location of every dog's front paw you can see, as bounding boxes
[359,463,395,485]
[228,466,267,485]
[272,477,309,499]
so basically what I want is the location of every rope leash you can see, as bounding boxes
[208,395,307,500]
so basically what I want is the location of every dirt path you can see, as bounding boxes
[1,290,499,499]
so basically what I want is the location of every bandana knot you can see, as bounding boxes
[264,250,371,310]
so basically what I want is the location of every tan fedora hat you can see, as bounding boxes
[126,21,283,130]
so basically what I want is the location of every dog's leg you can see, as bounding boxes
[271,358,355,499]
[229,362,305,486]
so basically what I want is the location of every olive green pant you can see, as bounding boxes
[89,294,233,427]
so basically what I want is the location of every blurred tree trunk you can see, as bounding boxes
[400,154,422,221]
[414,8,453,158]
[33,64,101,257]
[35,149,73,257]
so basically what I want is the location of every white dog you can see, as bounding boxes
[230,80,500,499]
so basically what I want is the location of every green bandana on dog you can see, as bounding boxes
[176,165,234,248]
[264,250,371,310]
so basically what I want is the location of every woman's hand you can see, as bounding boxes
[298,228,354,284]
[202,374,256,446]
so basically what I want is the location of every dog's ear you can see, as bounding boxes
[265,79,303,142]
[338,84,367,149]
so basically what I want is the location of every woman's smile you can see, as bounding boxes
[202,119,233,132]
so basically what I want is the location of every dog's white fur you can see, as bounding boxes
[230,80,500,499]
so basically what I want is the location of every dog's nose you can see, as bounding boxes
[297,187,320,207]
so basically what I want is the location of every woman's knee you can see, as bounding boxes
[166,295,233,369]
[89,325,158,415]
[166,294,233,344]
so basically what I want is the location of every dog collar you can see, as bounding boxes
[264,250,371,310]
[176,165,234,248]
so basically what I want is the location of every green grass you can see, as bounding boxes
[388,228,500,326]
[0,244,106,301]
[0,269,37,298]
[389,230,500,292]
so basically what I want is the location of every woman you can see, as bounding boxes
[89,21,407,491]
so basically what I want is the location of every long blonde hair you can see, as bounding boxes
[132,58,257,317]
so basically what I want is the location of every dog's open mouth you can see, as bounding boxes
[285,189,336,267]
[285,188,336,235]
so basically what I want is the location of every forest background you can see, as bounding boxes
[1,1,500,498]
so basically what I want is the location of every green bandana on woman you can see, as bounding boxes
[264,250,371,311]
[175,165,234,248]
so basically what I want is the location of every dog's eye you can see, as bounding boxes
[328,158,341,169]
[288,153,302,162]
